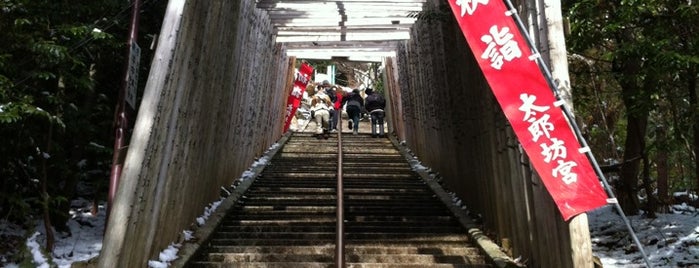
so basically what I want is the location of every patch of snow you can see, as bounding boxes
[196,199,223,227]
[26,232,49,268]
[148,243,181,268]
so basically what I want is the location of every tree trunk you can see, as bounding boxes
[41,121,55,251]
[689,66,698,195]
[618,113,645,215]
[655,126,669,213]
[616,56,646,215]
[613,16,652,214]
[49,76,72,234]
[641,152,656,217]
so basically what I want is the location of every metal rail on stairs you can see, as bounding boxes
[179,126,500,267]
[335,116,345,267]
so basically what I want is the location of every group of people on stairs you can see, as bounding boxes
[309,80,386,139]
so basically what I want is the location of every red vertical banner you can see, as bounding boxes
[447,0,607,220]
[283,62,314,133]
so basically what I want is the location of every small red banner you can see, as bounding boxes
[283,62,314,133]
[447,0,607,220]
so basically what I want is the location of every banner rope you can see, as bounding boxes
[501,0,653,267]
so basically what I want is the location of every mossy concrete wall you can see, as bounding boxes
[98,0,290,267]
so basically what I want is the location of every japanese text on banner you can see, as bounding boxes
[283,63,313,132]
[448,0,607,220]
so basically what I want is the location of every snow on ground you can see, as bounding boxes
[408,151,699,268]
[1,142,697,268]
[588,198,699,268]
[1,199,105,268]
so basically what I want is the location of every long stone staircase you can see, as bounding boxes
[185,132,493,267]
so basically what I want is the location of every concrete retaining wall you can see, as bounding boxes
[98,0,290,267]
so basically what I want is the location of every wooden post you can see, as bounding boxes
[107,0,141,224]
[542,0,594,266]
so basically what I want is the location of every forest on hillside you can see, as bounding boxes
[562,0,698,216]
[0,0,169,256]
[0,0,697,264]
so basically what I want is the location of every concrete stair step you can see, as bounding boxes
[248,183,429,189]
[345,226,463,233]
[345,223,460,229]
[347,263,492,268]
[242,194,338,201]
[188,262,491,268]
[249,182,333,188]
[204,245,481,256]
[345,215,456,222]
[257,173,420,180]
[234,200,441,208]
[238,196,439,204]
[345,253,487,264]
[208,238,335,246]
[344,241,475,248]
[346,234,470,242]
[222,218,337,225]
[344,195,440,201]
[345,245,482,255]
[209,231,468,241]
[206,239,472,247]
[204,253,334,263]
[207,245,335,254]
[341,173,416,179]
[225,214,336,221]
[346,199,443,204]
[233,199,337,206]
[343,181,425,187]
[187,261,334,268]
[225,215,456,224]
[216,225,336,233]
[185,132,493,267]
[345,210,452,216]
[342,188,431,194]
[253,173,338,179]
[219,224,462,234]
[219,207,446,216]
[213,231,336,240]
[198,252,487,265]
[342,162,410,168]
[246,187,337,193]
[235,205,336,213]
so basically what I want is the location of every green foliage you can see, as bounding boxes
[374,76,384,94]
[300,59,331,80]
[564,0,699,203]
[0,0,167,231]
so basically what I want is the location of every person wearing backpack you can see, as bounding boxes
[311,88,333,138]
[364,88,386,138]
[342,88,364,135]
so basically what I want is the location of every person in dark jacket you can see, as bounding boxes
[342,88,364,135]
[324,84,340,132]
[364,88,386,137]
